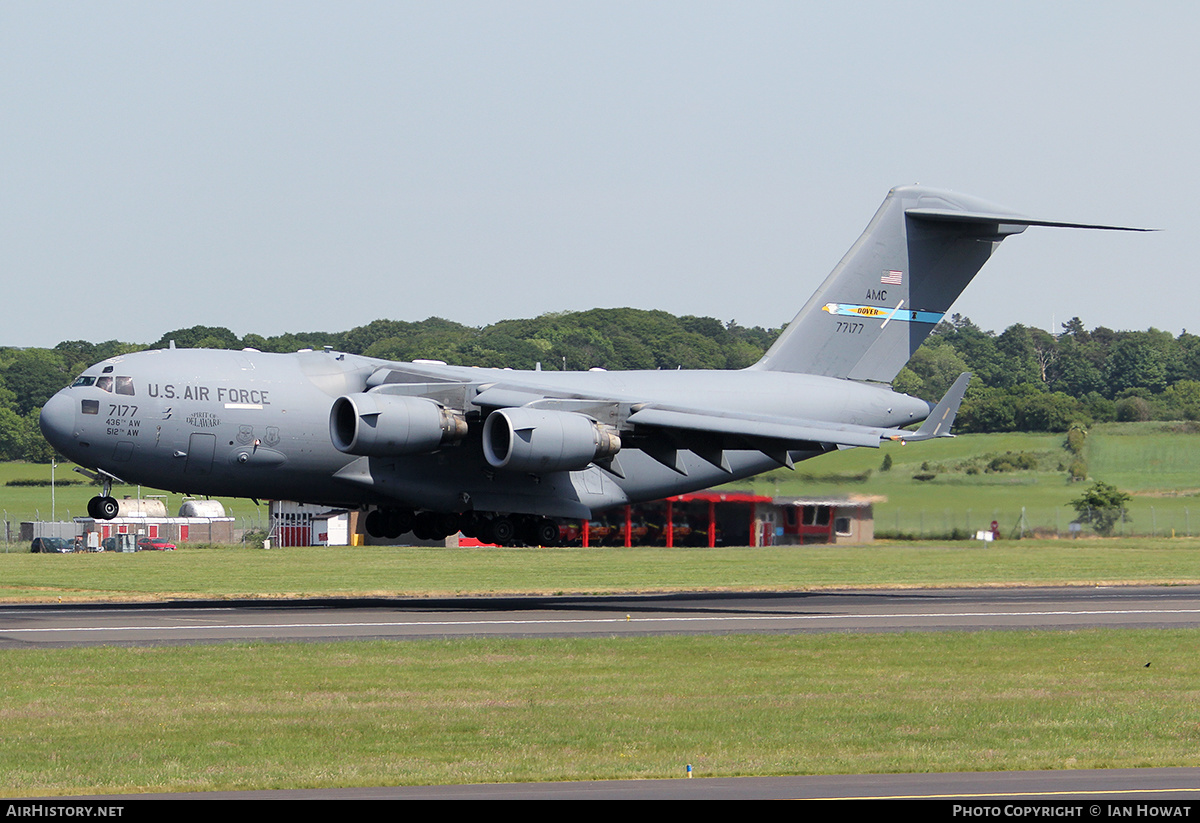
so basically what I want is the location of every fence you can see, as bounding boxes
[4,508,1196,547]
[877,505,1196,540]
[1,514,272,551]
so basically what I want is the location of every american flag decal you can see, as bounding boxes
[881,270,903,285]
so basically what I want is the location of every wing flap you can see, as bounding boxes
[627,407,888,449]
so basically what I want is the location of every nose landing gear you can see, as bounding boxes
[87,495,120,520]
[85,473,120,520]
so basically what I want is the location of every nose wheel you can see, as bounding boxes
[87,495,120,520]
[87,475,120,520]
[71,467,124,520]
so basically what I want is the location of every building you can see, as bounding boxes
[269,492,877,548]
[766,496,877,545]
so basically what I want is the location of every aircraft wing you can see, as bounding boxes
[360,361,971,475]
[621,373,970,474]
[478,373,971,476]
[625,407,889,449]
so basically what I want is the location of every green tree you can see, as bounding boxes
[1014,390,1083,432]
[1104,336,1167,398]
[1069,481,1131,536]
[0,407,25,460]
[151,326,242,350]
[1161,380,1200,420]
[892,338,970,399]
[4,349,69,415]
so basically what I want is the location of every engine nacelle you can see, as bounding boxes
[482,407,621,473]
[330,393,467,457]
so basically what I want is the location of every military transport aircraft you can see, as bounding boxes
[39,186,1147,546]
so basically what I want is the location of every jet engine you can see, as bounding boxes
[330,393,468,457]
[482,407,621,473]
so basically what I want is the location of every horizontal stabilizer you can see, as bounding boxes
[906,208,1156,232]
[888,372,971,443]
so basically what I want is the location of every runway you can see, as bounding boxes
[57,768,1200,800]
[5,585,1200,648]
[9,586,1200,801]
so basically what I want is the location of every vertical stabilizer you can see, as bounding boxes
[749,186,1104,383]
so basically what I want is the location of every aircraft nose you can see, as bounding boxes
[39,391,77,454]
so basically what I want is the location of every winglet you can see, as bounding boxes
[888,372,971,443]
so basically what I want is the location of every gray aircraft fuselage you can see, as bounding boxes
[39,347,932,519]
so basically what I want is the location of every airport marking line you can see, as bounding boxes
[813,787,1200,800]
[5,607,1200,635]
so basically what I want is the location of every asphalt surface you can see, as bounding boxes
[5,585,1200,648]
[53,768,1200,800]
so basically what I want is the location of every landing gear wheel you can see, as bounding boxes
[412,511,438,541]
[89,496,119,520]
[460,515,482,539]
[383,509,413,540]
[533,518,559,547]
[365,509,383,538]
[435,513,463,538]
[489,516,515,546]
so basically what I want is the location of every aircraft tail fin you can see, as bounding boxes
[750,186,1150,383]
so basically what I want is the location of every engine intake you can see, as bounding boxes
[330,393,467,457]
[482,407,621,473]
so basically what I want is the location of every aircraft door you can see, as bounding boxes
[184,433,216,476]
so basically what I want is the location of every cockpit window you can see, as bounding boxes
[96,376,113,392]
[114,376,135,396]
[71,376,96,388]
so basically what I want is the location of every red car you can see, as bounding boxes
[137,537,176,551]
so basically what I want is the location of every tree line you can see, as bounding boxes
[1,309,1196,462]
[896,315,1200,433]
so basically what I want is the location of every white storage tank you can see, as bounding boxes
[178,499,227,518]
[115,498,168,518]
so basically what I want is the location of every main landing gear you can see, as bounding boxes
[363,507,560,547]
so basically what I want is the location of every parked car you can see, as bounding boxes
[136,537,176,551]
[30,537,73,553]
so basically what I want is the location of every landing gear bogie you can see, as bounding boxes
[361,507,562,548]
[364,507,415,539]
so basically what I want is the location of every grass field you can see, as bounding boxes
[5,630,1200,795]
[3,539,1200,601]
[731,422,1200,539]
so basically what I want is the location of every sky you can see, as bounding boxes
[1,1,1191,350]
